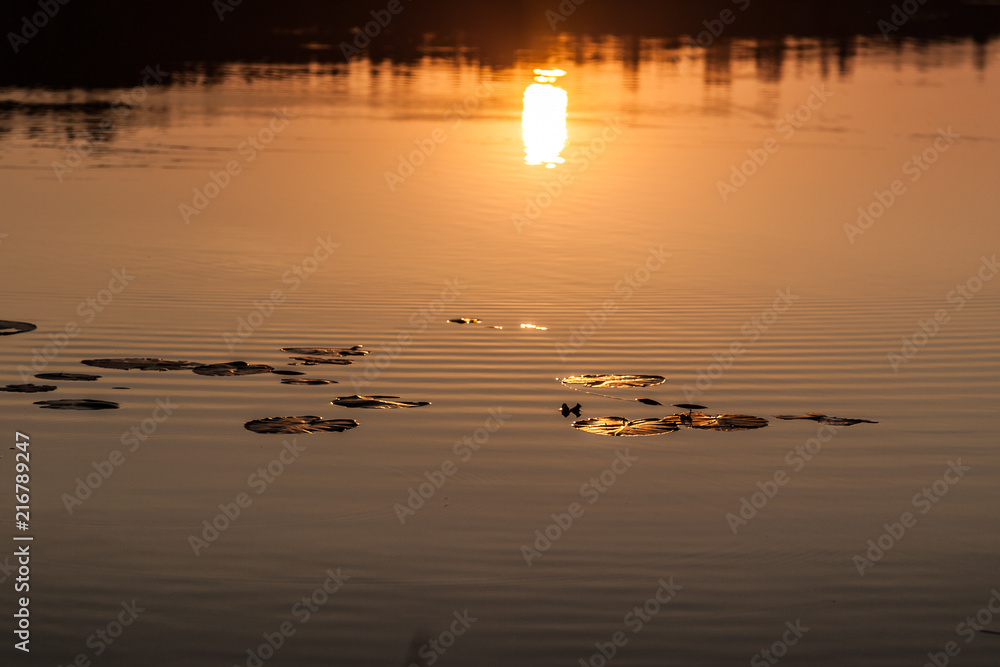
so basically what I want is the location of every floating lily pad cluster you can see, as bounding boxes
[0,333,384,413]
[571,412,770,437]
[242,348,430,434]
[3,322,877,436]
[560,375,875,437]
[246,394,430,432]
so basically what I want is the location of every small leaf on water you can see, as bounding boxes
[1,384,57,393]
[34,399,119,410]
[280,379,338,385]
[35,372,100,381]
[673,403,707,411]
[0,320,37,336]
[636,398,662,406]
[448,318,481,324]
[775,413,878,426]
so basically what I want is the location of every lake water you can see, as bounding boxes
[1,35,999,666]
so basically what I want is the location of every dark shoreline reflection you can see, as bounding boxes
[0,34,992,148]
[1,0,999,88]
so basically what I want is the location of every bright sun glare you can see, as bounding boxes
[522,69,568,168]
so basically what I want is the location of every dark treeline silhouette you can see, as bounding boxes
[0,0,997,87]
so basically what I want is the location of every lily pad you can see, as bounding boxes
[280,378,338,385]
[34,399,119,410]
[448,318,481,324]
[1,383,57,393]
[0,320,37,336]
[290,356,353,365]
[271,370,306,376]
[560,374,666,388]
[573,416,679,437]
[687,413,769,431]
[81,358,201,371]
[775,413,878,426]
[192,362,274,376]
[660,412,769,431]
[244,416,359,434]
[35,372,100,381]
[331,395,430,409]
[280,346,367,357]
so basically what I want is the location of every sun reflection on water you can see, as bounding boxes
[522,69,568,168]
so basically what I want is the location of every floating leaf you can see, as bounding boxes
[192,362,275,376]
[688,413,769,431]
[560,374,666,388]
[775,413,878,426]
[331,395,430,409]
[520,324,548,330]
[290,356,353,366]
[573,416,679,437]
[81,358,201,371]
[271,370,306,376]
[673,403,707,412]
[280,378,338,385]
[659,412,769,431]
[0,320,37,336]
[34,399,119,410]
[244,416,359,434]
[560,403,582,418]
[35,372,100,381]
[1,383,57,393]
[280,346,367,357]
[448,318,481,324]
[636,398,663,406]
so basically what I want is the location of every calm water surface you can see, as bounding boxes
[1,36,999,666]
